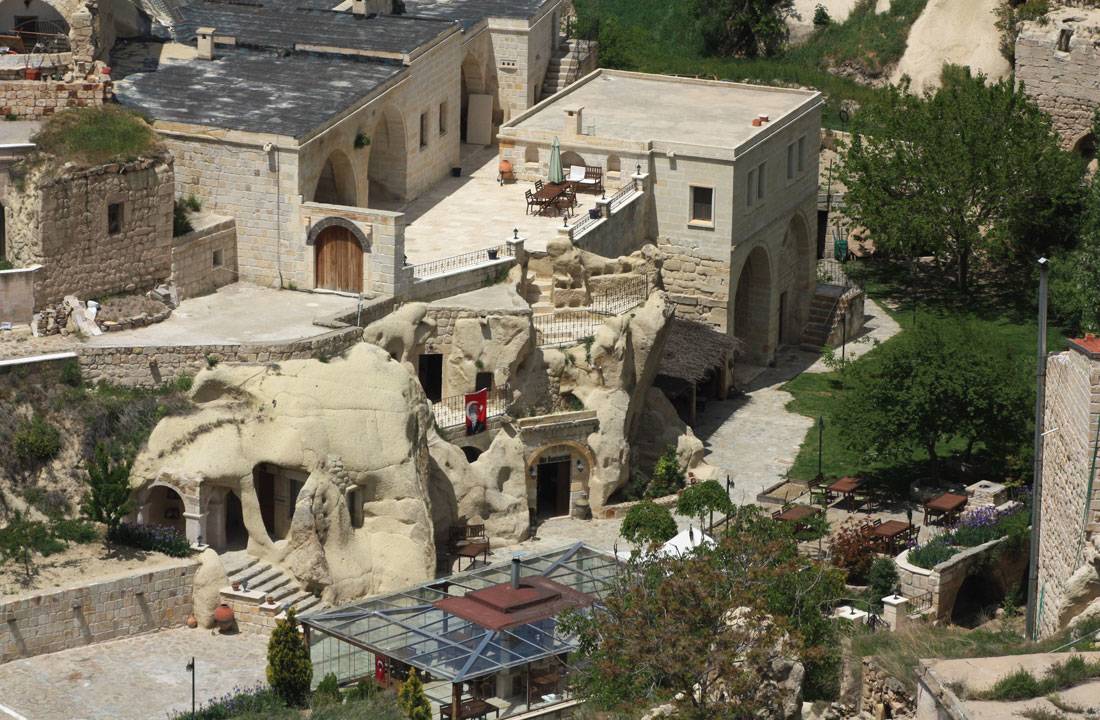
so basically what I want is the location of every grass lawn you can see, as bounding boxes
[780,258,1068,490]
[576,0,929,127]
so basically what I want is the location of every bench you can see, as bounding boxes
[450,523,490,569]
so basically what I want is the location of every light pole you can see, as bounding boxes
[817,416,825,480]
[186,657,196,719]
[1026,257,1050,641]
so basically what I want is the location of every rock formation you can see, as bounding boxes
[131,343,437,604]
[191,547,228,629]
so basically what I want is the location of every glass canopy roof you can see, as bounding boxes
[302,543,619,682]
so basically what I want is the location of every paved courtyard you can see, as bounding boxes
[0,628,268,720]
[400,144,605,265]
[86,283,359,347]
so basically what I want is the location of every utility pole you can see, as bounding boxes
[1026,257,1049,641]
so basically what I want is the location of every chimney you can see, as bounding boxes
[564,106,584,139]
[511,555,522,590]
[352,0,367,15]
[196,27,216,60]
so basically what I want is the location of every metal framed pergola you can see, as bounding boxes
[301,543,619,719]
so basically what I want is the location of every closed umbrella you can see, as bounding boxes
[548,136,564,184]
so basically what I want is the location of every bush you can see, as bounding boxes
[173,201,194,237]
[908,538,957,569]
[81,443,134,534]
[313,693,403,720]
[676,479,733,528]
[397,668,431,720]
[108,522,192,557]
[167,686,292,720]
[0,512,58,579]
[59,360,83,388]
[867,557,899,601]
[987,667,1045,700]
[813,3,831,26]
[51,518,99,544]
[645,446,685,498]
[267,608,313,707]
[313,672,342,709]
[828,520,877,583]
[620,499,678,547]
[13,415,62,464]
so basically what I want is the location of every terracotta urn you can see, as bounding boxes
[499,159,513,175]
[186,613,198,629]
[213,602,235,632]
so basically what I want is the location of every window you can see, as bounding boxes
[690,186,713,224]
[419,112,428,149]
[756,162,766,201]
[348,488,364,528]
[1058,28,1073,52]
[439,101,448,136]
[475,371,493,391]
[107,202,123,235]
[797,136,806,173]
[786,144,796,180]
[212,249,223,268]
[746,168,756,206]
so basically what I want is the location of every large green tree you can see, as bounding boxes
[691,0,796,58]
[267,608,313,707]
[835,317,1031,475]
[839,65,1084,292]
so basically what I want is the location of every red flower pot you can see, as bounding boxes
[23,68,40,81]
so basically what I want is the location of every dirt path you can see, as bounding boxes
[891,0,1010,92]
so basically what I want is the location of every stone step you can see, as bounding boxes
[296,595,323,615]
[247,568,284,589]
[232,562,272,585]
[270,584,299,602]
[254,573,292,593]
[223,555,259,578]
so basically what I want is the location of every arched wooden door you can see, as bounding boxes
[314,225,363,293]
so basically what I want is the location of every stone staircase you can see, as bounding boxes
[224,553,323,618]
[800,285,847,350]
[541,40,587,98]
[526,273,555,316]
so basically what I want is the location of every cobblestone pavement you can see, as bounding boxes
[0,628,268,720]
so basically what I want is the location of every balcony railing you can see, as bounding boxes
[532,273,649,347]
[431,384,509,430]
[408,242,518,281]
[607,182,635,211]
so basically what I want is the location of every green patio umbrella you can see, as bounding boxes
[548,136,564,184]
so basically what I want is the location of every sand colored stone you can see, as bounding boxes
[891,0,1010,92]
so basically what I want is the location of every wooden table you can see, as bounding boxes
[870,520,916,554]
[772,504,822,534]
[827,476,865,510]
[924,493,968,525]
[440,698,498,720]
[455,540,490,569]
[531,182,566,215]
[530,671,561,697]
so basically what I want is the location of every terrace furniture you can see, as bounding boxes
[924,492,968,525]
[534,179,544,192]
[582,165,604,194]
[532,182,567,216]
[440,698,499,720]
[828,476,866,512]
[772,503,822,534]
[808,475,831,506]
[525,189,551,216]
[554,187,577,217]
[869,519,917,555]
[530,670,561,698]
[450,523,490,569]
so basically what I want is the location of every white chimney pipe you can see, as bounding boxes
[511,555,522,589]
[196,27,216,60]
[352,0,367,15]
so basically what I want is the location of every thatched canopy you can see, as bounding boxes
[658,318,741,384]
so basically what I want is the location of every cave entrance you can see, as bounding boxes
[950,573,1005,628]
[225,491,247,551]
[536,455,571,520]
[145,485,186,536]
[253,463,306,542]
[418,353,443,402]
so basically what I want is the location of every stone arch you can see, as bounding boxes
[560,150,586,170]
[779,212,813,345]
[1072,131,1097,160]
[306,216,371,252]
[526,441,595,520]
[367,104,408,206]
[460,51,485,142]
[312,149,358,207]
[141,484,186,536]
[732,244,773,365]
[524,144,539,164]
[203,485,248,552]
[0,0,70,48]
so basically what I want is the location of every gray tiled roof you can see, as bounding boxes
[175,2,454,55]
[114,47,403,138]
[401,0,551,30]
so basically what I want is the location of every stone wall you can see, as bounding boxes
[825,287,866,347]
[407,257,517,303]
[219,588,282,634]
[860,658,916,718]
[0,558,198,663]
[1016,7,1100,150]
[170,215,238,300]
[571,175,654,259]
[0,265,37,323]
[1037,341,1100,637]
[77,325,363,387]
[0,79,109,119]
[5,154,174,307]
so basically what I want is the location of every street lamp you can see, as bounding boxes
[816,416,825,480]
[186,657,196,719]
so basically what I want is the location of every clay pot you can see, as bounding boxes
[213,602,235,632]
[499,159,513,175]
[23,68,40,81]
[186,613,198,629]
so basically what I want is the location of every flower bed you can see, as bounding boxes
[908,504,1028,570]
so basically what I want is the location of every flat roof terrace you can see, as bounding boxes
[505,70,822,154]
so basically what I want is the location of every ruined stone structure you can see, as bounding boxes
[1036,336,1100,637]
[1017,6,1100,154]
[2,152,174,306]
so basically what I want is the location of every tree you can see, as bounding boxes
[835,317,1031,476]
[1053,124,1100,335]
[566,507,846,714]
[0,512,56,580]
[676,479,733,530]
[646,446,685,498]
[267,608,313,707]
[691,0,796,58]
[839,65,1085,292]
[620,499,678,548]
[81,443,134,535]
[397,668,432,720]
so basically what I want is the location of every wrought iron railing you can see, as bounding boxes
[533,273,649,347]
[408,242,517,281]
[569,210,600,239]
[431,384,509,429]
[607,182,636,211]
[592,273,649,315]
[817,258,853,288]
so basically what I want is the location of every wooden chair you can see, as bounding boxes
[534,179,544,192]
[808,475,831,506]
[450,523,490,569]
[582,165,604,194]
[554,187,576,217]
[525,189,542,216]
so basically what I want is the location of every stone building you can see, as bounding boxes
[1017,5,1100,155]
[499,70,822,364]
[110,0,571,295]
[2,150,174,306]
[1035,335,1100,638]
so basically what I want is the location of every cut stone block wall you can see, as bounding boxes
[171,216,238,300]
[0,265,37,323]
[0,79,109,119]
[0,558,198,663]
[5,155,174,307]
[571,177,654,260]
[407,258,516,304]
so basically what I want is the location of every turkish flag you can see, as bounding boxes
[465,388,488,435]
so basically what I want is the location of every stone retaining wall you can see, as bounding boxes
[406,258,517,303]
[77,325,364,387]
[0,79,109,119]
[572,176,654,260]
[0,557,198,663]
[860,658,915,718]
[219,588,281,634]
[171,216,238,300]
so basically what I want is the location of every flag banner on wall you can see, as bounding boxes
[465,389,488,435]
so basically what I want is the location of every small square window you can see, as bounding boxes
[787,144,795,180]
[756,162,766,200]
[107,202,123,235]
[419,112,428,149]
[797,136,806,172]
[746,169,756,206]
[212,249,224,268]
[690,186,713,224]
[439,101,448,136]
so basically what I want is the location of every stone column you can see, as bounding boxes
[881,594,909,632]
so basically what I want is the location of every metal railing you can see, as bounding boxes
[408,242,517,281]
[533,273,649,347]
[817,258,853,288]
[608,182,636,211]
[593,273,649,315]
[431,384,509,429]
[569,210,601,239]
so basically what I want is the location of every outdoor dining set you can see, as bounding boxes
[523,138,604,218]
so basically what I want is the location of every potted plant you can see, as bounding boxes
[588,208,600,220]
[451,166,462,177]
[487,247,499,260]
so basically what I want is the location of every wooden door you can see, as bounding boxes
[315,226,363,293]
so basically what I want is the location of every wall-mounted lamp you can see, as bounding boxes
[575,458,584,473]
[529,464,536,478]
[636,163,642,175]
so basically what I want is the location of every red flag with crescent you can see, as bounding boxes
[465,388,488,435]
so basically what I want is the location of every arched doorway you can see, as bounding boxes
[560,151,585,173]
[733,245,773,365]
[1073,132,1097,161]
[1,0,69,49]
[253,463,307,541]
[367,107,407,206]
[460,52,484,142]
[145,485,186,536]
[312,150,358,206]
[527,442,593,522]
[225,490,247,551]
[314,224,364,293]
